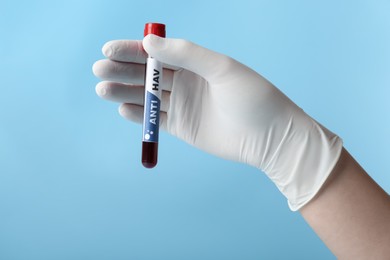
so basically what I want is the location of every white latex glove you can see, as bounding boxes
[93,35,343,210]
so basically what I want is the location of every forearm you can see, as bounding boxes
[300,148,390,259]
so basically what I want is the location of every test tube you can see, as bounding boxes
[142,23,166,168]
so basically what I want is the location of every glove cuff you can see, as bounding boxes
[262,115,343,211]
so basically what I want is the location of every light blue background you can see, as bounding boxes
[1,1,389,259]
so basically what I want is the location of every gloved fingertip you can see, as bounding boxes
[92,60,101,76]
[95,82,108,97]
[102,42,113,58]
[118,103,128,117]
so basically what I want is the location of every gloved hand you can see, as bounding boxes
[93,35,343,210]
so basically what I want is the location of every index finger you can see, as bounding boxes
[102,39,181,70]
[103,40,146,63]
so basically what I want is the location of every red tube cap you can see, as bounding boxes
[144,23,166,38]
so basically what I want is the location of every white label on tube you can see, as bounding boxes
[142,57,162,143]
